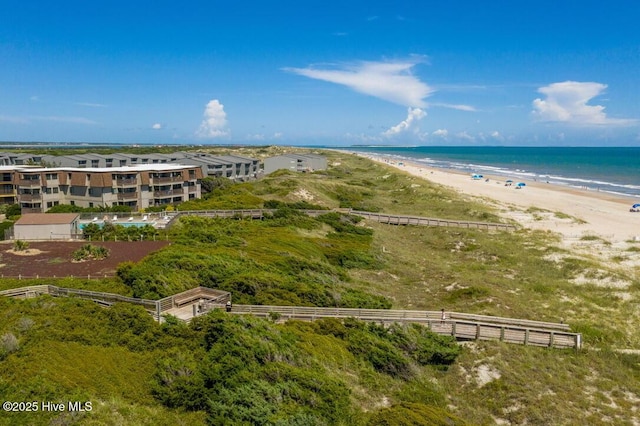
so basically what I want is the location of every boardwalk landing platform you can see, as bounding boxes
[0,285,231,321]
[1,286,580,349]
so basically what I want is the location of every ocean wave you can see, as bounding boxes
[389,153,640,197]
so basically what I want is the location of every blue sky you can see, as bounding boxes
[1,1,639,146]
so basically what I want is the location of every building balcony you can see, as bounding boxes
[116,192,138,200]
[153,188,183,197]
[18,193,42,201]
[152,176,183,184]
[114,178,137,186]
[20,207,42,214]
[17,179,41,187]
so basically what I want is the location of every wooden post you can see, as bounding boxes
[549,332,555,348]
[451,321,456,337]
[524,329,530,346]
[500,327,505,341]
[476,324,481,340]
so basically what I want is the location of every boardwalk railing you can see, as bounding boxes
[1,285,578,349]
[174,208,517,231]
[205,304,580,350]
[350,211,517,231]
[0,285,230,321]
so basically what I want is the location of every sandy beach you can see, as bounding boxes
[356,153,640,245]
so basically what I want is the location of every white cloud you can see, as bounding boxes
[430,103,477,112]
[37,116,97,124]
[382,108,426,137]
[490,131,504,141]
[152,123,162,130]
[0,115,29,124]
[432,129,448,138]
[284,58,433,107]
[76,102,107,108]
[532,81,636,126]
[246,132,282,141]
[0,115,96,125]
[456,131,475,142]
[196,99,229,139]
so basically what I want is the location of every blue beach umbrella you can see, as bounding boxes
[506,179,513,183]
[633,203,640,208]
[516,182,526,187]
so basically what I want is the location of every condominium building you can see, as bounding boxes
[7,151,261,181]
[13,164,202,213]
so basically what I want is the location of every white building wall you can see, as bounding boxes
[14,223,74,240]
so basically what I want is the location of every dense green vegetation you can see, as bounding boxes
[0,297,461,425]
[116,211,388,308]
[0,147,639,425]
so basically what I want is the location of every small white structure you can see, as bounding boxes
[13,213,80,240]
[263,154,327,175]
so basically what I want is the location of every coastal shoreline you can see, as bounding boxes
[341,150,640,244]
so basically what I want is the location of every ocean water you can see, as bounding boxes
[344,146,640,199]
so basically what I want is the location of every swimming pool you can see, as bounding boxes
[79,220,157,229]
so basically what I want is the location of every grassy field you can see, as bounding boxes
[1,148,639,425]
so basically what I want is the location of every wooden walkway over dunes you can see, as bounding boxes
[204,304,580,350]
[0,285,230,320]
[1,285,579,349]
[173,208,517,231]
[350,211,517,231]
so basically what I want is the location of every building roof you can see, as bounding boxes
[17,164,198,173]
[15,213,80,226]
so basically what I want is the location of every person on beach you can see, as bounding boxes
[440,308,446,325]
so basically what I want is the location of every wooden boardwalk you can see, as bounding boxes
[174,208,517,231]
[350,210,517,231]
[0,285,230,320]
[1,285,579,349]
[204,304,580,350]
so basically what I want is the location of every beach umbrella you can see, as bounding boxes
[633,203,640,209]
[516,182,526,187]
[506,179,513,183]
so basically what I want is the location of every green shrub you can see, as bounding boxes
[72,244,110,261]
[12,240,29,251]
[367,402,468,426]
